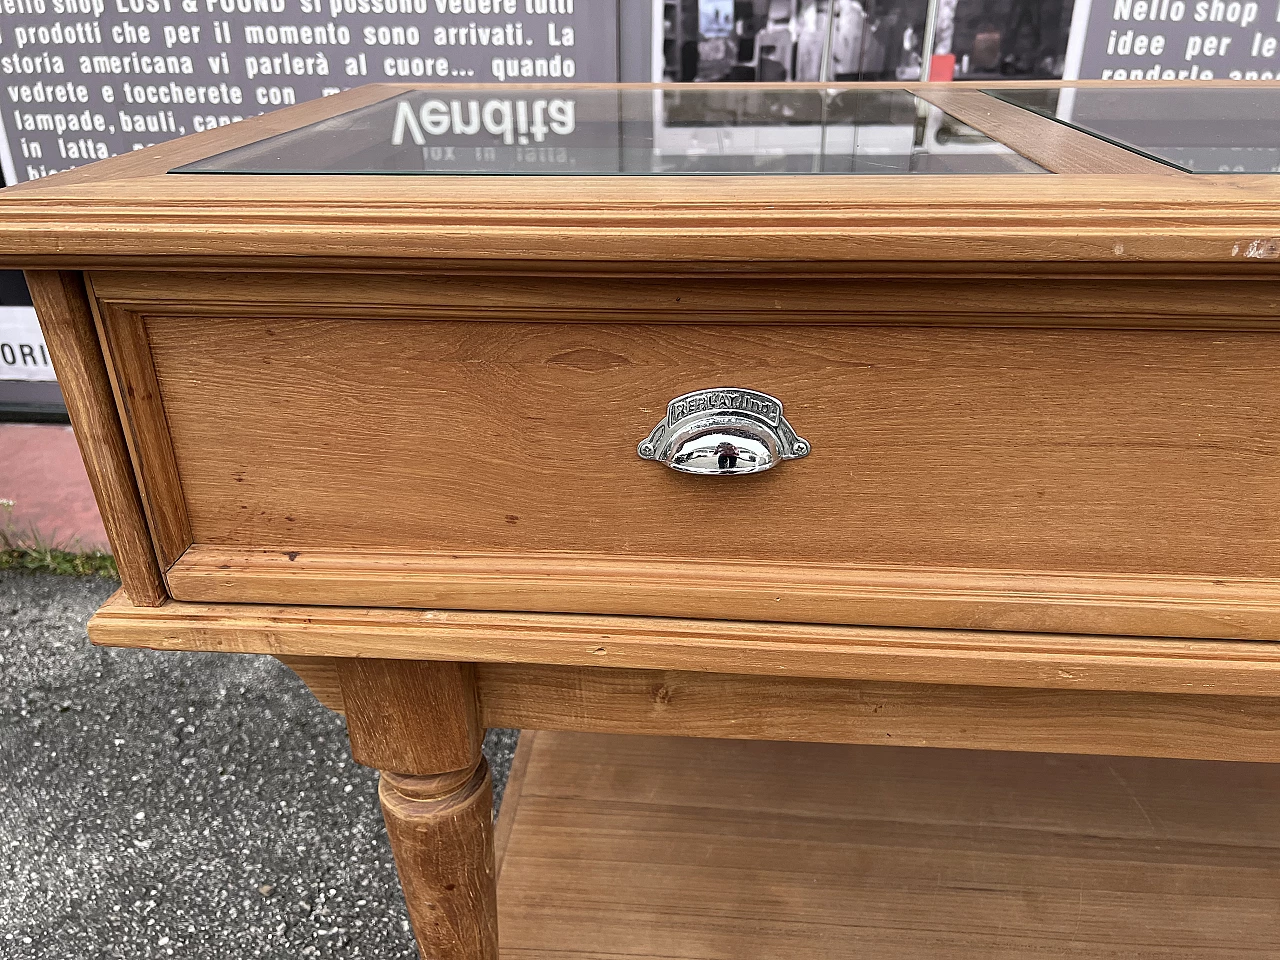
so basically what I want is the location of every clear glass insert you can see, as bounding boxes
[987,86,1280,174]
[172,86,1045,176]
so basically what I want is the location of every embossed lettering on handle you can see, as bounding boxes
[637,387,810,476]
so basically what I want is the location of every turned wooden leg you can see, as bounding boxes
[338,658,498,960]
[381,762,498,958]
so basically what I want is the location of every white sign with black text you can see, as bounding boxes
[0,306,54,381]
[1065,0,1280,79]
[0,0,618,186]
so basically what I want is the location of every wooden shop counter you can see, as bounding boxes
[6,80,1280,957]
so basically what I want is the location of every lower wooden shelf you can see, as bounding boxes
[495,732,1280,959]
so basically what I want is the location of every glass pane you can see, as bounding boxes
[173,86,1045,176]
[987,86,1280,173]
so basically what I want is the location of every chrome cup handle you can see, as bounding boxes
[637,388,810,476]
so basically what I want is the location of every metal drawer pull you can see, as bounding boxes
[637,387,810,476]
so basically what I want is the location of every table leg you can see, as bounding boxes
[338,658,498,960]
[381,761,498,959]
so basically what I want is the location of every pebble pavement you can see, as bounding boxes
[0,570,518,959]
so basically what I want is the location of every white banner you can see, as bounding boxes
[0,2,618,185]
[0,307,55,382]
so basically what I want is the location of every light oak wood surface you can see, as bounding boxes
[7,83,1280,270]
[916,87,1181,176]
[87,299,191,569]
[381,765,498,960]
[495,731,1280,958]
[6,173,1280,269]
[86,596,1280,761]
[120,312,1280,638]
[338,657,498,958]
[338,655,497,959]
[146,311,1279,581]
[88,591,1280,698]
[23,272,166,606]
[270,652,1280,761]
[87,270,1280,328]
[338,658,482,776]
[276,655,344,712]
[476,664,1280,763]
[88,265,1280,642]
[173,546,1280,642]
[276,654,1280,762]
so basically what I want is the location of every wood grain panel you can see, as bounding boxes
[496,731,1280,958]
[23,272,166,606]
[9,77,1280,269]
[143,318,1280,626]
[5,174,1279,269]
[339,658,481,775]
[381,763,498,960]
[478,665,1280,762]
[89,271,1280,329]
[88,590,1280,697]
[275,655,344,713]
[917,88,1182,176]
[88,300,191,569]
[170,545,1280,642]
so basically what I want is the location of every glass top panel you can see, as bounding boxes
[987,86,1280,174]
[173,86,1044,176]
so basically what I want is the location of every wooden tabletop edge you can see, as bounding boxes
[84,592,1280,697]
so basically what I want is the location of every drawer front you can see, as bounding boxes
[92,274,1280,640]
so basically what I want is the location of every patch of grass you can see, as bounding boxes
[0,499,119,580]
[0,544,118,578]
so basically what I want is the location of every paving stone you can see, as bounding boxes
[0,425,109,551]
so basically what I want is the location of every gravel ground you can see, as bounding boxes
[0,570,518,959]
